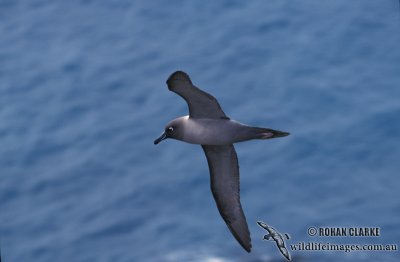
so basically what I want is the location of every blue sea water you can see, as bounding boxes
[1,1,400,261]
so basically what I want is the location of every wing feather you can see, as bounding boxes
[201,144,251,252]
[166,71,228,119]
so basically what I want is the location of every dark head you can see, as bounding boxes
[263,234,271,240]
[154,117,186,145]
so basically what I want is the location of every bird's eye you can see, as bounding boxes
[166,127,174,132]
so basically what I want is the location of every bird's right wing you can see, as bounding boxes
[166,71,228,119]
[201,144,251,252]
[257,221,270,231]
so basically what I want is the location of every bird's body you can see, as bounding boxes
[165,115,287,145]
[154,71,289,253]
[257,221,291,261]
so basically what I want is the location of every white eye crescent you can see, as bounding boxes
[167,127,174,132]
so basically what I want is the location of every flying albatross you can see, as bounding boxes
[154,71,289,252]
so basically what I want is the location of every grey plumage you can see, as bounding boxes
[154,71,289,253]
[202,144,251,252]
[167,71,228,119]
[257,221,291,261]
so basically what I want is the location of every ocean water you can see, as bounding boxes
[1,1,399,261]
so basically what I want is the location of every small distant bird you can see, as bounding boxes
[257,221,291,261]
[154,71,289,252]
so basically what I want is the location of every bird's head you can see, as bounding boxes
[154,117,185,145]
[263,234,271,240]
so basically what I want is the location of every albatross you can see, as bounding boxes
[154,71,289,252]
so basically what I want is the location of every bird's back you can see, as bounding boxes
[181,117,254,145]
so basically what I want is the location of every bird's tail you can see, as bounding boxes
[252,127,290,139]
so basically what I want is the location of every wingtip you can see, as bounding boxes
[166,70,192,88]
[244,243,252,253]
[228,222,252,253]
[235,235,252,253]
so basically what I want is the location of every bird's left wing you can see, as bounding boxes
[201,144,251,252]
[166,71,228,119]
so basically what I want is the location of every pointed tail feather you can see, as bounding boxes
[252,127,290,139]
